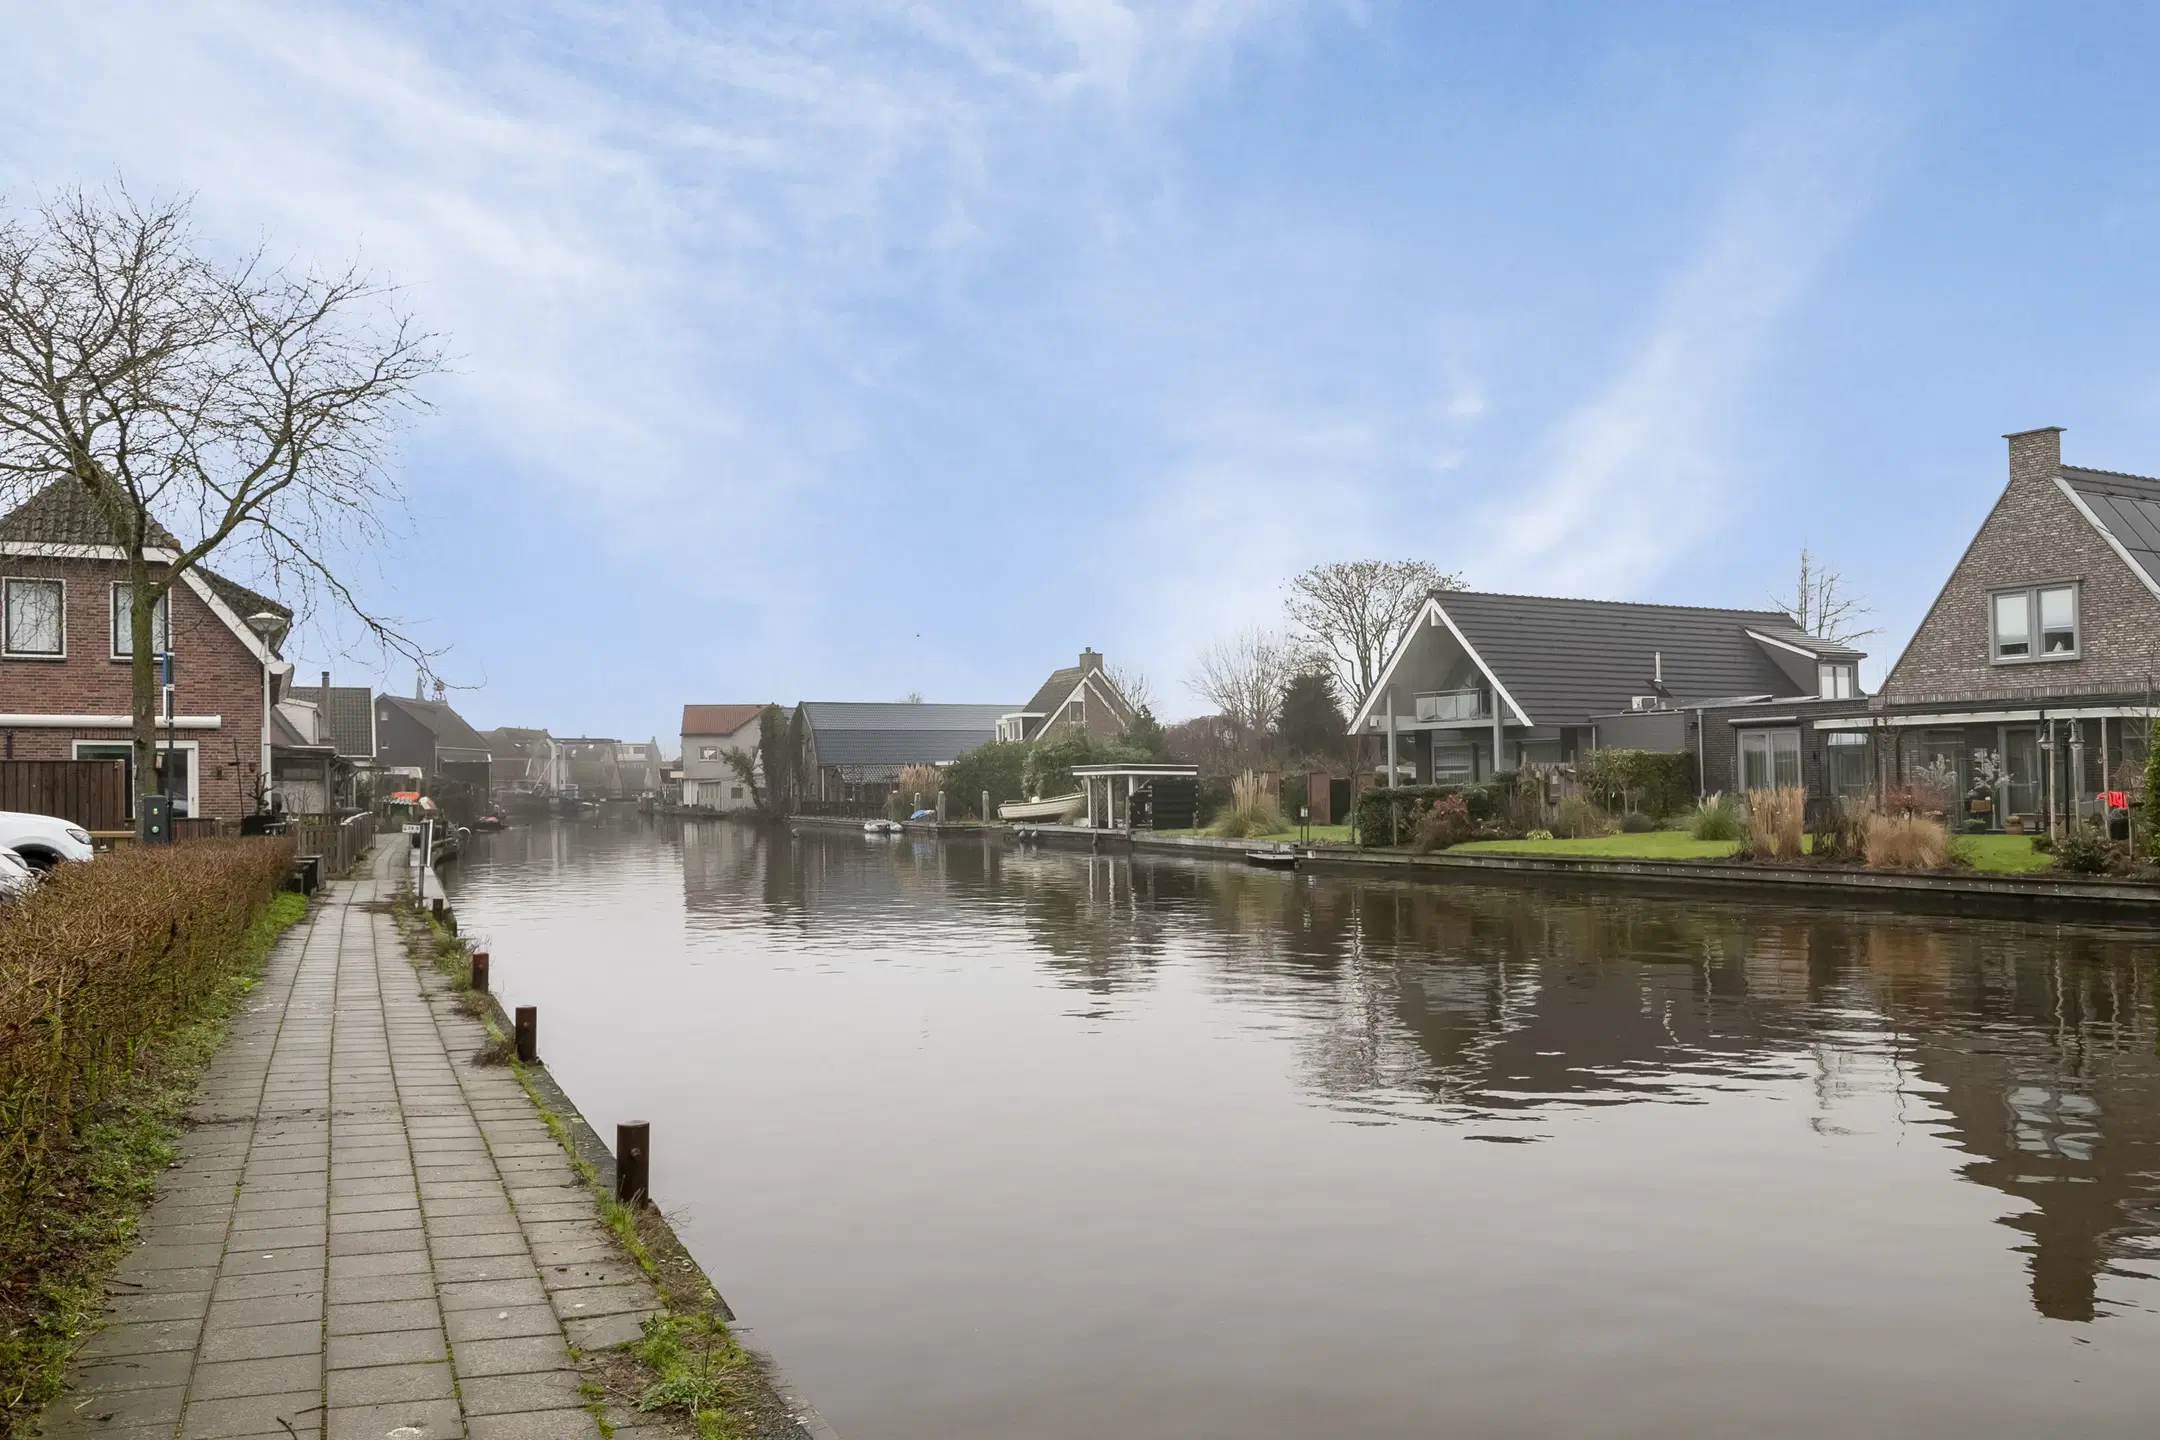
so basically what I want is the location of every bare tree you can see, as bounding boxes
[1185,627,1296,739]
[1285,560,1462,713]
[1773,547,1879,645]
[1107,662,1153,713]
[0,187,442,834]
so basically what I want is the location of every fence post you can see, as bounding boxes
[514,1006,537,1063]
[982,789,990,824]
[470,951,489,992]
[616,1121,650,1206]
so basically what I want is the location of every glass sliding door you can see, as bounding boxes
[1738,730,1802,792]
[2000,727,2041,828]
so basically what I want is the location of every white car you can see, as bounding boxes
[0,811,95,870]
[0,848,37,898]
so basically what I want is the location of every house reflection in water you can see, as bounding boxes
[650,823,2160,1325]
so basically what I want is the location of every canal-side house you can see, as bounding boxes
[480,727,562,799]
[679,704,769,811]
[0,477,291,821]
[556,737,624,799]
[1346,589,1865,794]
[615,739,667,798]
[1873,426,2159,833]
[994,650,1137,743]
[799,700,1013,804]
[375,694,495,791]
[282,670,376,811]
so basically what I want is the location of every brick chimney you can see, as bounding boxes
[320,669,331,695]
[1080,647,1103,671]
[2005,426,2064,490]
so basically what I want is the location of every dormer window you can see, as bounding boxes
[1817,663,1855,699]
[1991,583,2078,663]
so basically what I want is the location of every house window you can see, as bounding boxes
[1738,729,1802,792]
[1824,731,1870,799]
[1816,663,1855,699]
[75,738,198,818]
[1992,584,2078,662]
[729,785,744,801]
[1065,699,1084,723]
[699,745,719,760]
[110,582,170,659]
[3,577,64,656]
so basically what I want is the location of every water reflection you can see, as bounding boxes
[451,818,2160,1436]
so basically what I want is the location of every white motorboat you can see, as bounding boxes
[996,793,1085,823]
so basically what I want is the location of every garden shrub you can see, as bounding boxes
[1552,795,1612,839]
[2054,824,2121,876]
[2146,718,2160,859]
[1688,794,1744,842]
[1412,795,1473,853]
[1811,797,1872,863]
[1578,749,1697,820]
[1617,811,1658,834]
[942,740,1032,819]
[1743,786,1806,861]
[1354,785,1457,848]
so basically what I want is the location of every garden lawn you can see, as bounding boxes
[1951,834,2054,873]
[1451,832,1742,860]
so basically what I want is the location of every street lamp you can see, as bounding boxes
[247,611,287,814]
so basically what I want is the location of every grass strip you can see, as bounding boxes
[0,889,308,1437]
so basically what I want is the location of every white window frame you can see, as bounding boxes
[3,576,66,658]
[1990,582,2080,664]
[74,737,200,818]
[1738,728,1803,792]
[1816,663,1855,699]
[109,581,171,660]
[698,745,719,760]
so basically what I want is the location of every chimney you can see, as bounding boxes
[2005,426,2064,491]
[320,670,330,696]
[1080,647,1102,671]
[1653,651,1663,684]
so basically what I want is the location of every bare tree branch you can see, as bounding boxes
[0,185,444,833]
[1185,628,1296,739]
[1284,560,1463,711]
[1773,546,1879,646]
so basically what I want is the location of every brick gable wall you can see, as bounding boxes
[0,556,269,819]
[1882,430,2160,706]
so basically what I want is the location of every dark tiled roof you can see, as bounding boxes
[1741,621,1866,661]
[287,685,374,759]
[1431,591,1841,725]
[2062,466,2160,593]
[0,477,180,548]
[378,695,493,764]
[798,701,1013,768]
[1023,666,1084,716]
[481,727,552,759]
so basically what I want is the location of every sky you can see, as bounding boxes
[4,1,2160,741]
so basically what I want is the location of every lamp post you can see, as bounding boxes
[246,612,287,814]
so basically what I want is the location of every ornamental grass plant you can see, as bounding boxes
[1742,786,1807,861]
[1864,812,1950,870]
[1688,793,1745,842]
[1211,770,1285,839]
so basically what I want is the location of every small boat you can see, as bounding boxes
[862,820,904,836]
[997,792,1085,823]
[473,812,506,832]
[1244,848,1299,870]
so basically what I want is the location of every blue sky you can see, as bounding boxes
[4,2,2159,741]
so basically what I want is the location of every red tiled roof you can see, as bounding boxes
[681,704,767,738]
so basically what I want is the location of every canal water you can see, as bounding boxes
[444,818,2160,1438]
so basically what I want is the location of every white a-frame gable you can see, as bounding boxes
[1347,596,1532,730]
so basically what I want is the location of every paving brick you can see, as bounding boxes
[186,1353,322,1402]
[326,1299,441,1337]
[465,1407,601,1440]
[197,1321,322,1365]
[443,1303,562,1343]
[323,1398,461,1440]
[449,1335,575,1378]
[324,1361,455,1406]
[325,1327,447,1370]
[179,1389,322,1440]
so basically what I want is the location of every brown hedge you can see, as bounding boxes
[0,838,295,1243]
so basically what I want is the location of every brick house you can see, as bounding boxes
[995,649,1138,744]
[0,480,289,820]
[1873,426,2160,832]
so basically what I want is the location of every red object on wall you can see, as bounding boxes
[2099,790,2129,809]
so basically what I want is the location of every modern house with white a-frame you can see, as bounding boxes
[1346,590,1862,786]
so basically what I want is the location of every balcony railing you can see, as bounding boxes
[1414,688,1488,723]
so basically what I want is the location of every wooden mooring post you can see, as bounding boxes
[514,1006,537,1063]
[470,951,489,992]
[616,1121,650,1207]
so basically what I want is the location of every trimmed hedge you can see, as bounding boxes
[0,839,295,1250]
[1355,783,1508,847]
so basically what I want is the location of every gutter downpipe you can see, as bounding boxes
[1490,691,1505,777]
[1695,707,1706,803]
[1385,690,1398,789]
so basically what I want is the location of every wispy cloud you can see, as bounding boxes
[1476,40,1925,596]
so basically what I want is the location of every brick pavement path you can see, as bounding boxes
[41,841,662,1440]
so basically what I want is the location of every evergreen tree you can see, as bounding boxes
[1278,671,1347,765]
[1119,704,1170,760]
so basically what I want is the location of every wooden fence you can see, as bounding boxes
[0,760,128,831]
[289,811,376,877]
